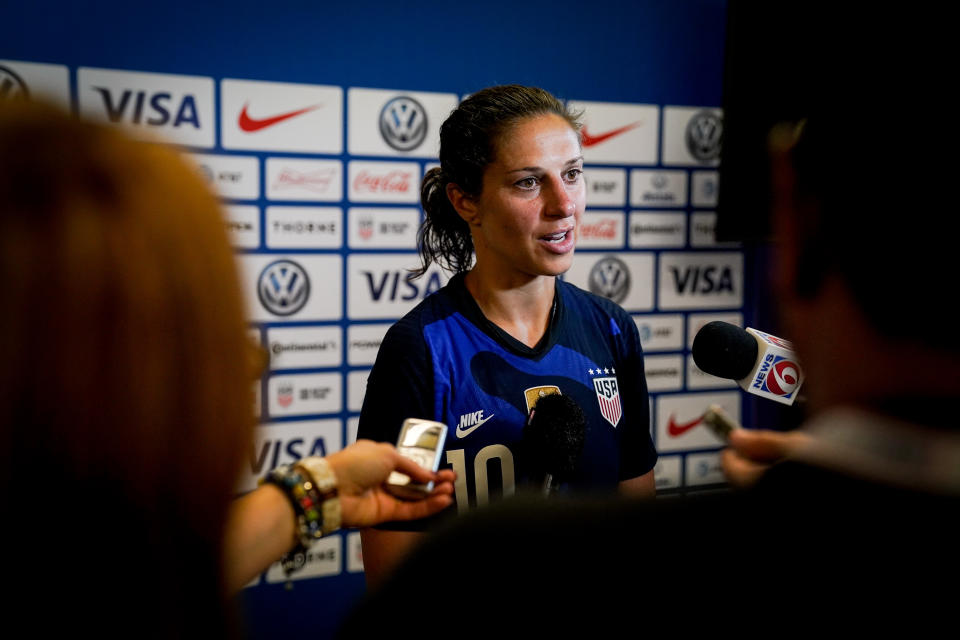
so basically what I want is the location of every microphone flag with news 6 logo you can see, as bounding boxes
[692,321,804,405]
[746,329,803,404]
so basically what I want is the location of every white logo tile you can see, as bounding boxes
[629,170,687,208]
[188,153,260,200]
[266,157,343,202]
[577,211,625,249]
[348,207,419,248]
[347,160,420,203]
[267,326,342,369]
[658,252,743,310]
[0,59,70,108]
[584,168,627,206]
[268,372,342,417]
[221,79,342,154]
[265,206,342,249]
[224,205,260,249]
[240,419,342,491]
[78,67,214,148]
[567,100,659,165]
[348,254,451,319]
[348,87,456,157]
[628,211,687,248]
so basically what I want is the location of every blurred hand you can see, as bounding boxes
[721,428,811,488]
[324,439,455,528]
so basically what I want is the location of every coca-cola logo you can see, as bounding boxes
[353,170,412,194]
[580,219,617,240]
[273,167,336,193]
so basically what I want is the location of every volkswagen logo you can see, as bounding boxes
[379,96,427,151]
[257,259,310,316]
[685,110,723,162]
[588,256,630,304]
[0,65,30,102]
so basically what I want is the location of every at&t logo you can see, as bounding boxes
[258,259,310,316]
[588,256,630,303]
[379,96,427,151]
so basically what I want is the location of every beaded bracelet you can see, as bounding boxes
[261,457,340,580]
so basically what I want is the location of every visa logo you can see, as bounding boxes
[364,270,443,302]
[92,87,201,128]
[249,437,328,476]
[669,265,734,294]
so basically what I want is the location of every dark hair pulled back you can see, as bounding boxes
[414,85,581,278]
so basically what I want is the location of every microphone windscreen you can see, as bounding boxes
[692,321,758,380]
[523,393,586,479]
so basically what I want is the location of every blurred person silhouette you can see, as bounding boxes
[340,60,960,639]
[0,100,453,638]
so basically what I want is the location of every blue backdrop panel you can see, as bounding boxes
[4,2,743,638]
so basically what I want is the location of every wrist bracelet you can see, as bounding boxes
[260,458,340,580]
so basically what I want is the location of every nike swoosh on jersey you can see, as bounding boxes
[238,103,320,132]
[581,121,643,147]
[667,415,703,437]
[456,413,495,438]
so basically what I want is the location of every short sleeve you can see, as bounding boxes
[357,313,434,445]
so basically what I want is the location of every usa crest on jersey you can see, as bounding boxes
[593,377,622,427]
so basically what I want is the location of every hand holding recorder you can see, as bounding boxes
[703,404,811,488]
[325,438,455,528]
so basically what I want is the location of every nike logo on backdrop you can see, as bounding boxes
[456,411,495,438]
[238,103,320,132]
[667,415,703,437]
[581,121,643,147]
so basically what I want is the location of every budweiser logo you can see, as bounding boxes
[272,167,336,193]
[353,170,412,193]
[580,219,617,239]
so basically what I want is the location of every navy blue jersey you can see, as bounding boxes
[358,273,656,528]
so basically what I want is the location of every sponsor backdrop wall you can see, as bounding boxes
[5,1,746,636]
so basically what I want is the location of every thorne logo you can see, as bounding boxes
[78,67,214,148]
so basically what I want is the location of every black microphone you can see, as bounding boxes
[522,393,586,496]
[692,321,804,405]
